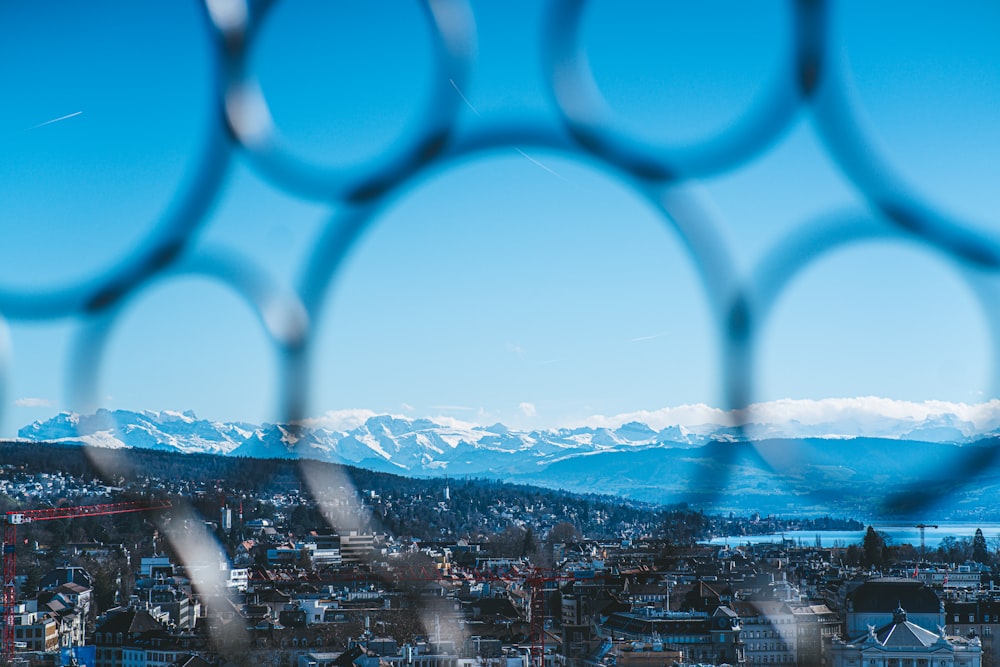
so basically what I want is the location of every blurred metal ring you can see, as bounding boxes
[541,0,813,182]
[0,2,232,321]
[219,0,477,203]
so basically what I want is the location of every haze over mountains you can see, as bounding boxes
[16,399,1000,517]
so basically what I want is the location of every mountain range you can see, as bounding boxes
[16,404,1000,516]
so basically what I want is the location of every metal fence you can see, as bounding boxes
[1,0,998,661]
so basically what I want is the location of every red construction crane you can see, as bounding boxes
[525,569,577,667]
[2,499,171,664]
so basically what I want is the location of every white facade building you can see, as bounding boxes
[832,607,981,667]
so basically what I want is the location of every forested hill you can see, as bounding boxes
[0,440,665,540]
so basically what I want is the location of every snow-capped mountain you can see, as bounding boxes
[17,408,254,455]
[17,398,1000,479]
[17,409,706,475]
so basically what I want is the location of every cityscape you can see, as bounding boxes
[2,436,1000,667]
[3,2,998,667]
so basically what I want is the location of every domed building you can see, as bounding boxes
[832,606,981,667]
[845,577,944,637]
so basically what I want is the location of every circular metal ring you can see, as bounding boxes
[286,136,739,510]
[67,247,307,419]
[541,0,814,182]
[734,208,1000,514]
[809,13,1000,269]
[0,2,232,321]
[219,0,477,203]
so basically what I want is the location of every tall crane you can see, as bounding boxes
[877,523,939,561]
[3,499,171,664]
[524,568,579,667]
[915,523,939,558]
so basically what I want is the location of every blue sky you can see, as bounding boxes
[1,0,999,437]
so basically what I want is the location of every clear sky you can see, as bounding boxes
[1,0,999,438]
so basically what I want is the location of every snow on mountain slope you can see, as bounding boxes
[18,409,250,455]
[18,398,1000,478]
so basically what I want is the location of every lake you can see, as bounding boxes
[707,523,1000,549]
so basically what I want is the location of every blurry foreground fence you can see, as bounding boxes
[1,0,999,663]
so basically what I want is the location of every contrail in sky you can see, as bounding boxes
[449,79,480,117]
[449,78,568,183]
[630,331,670,342]
[514,147,568,182]
[30,111,83,130]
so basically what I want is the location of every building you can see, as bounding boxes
[845,578,944,637]
[226,567,249,592]
[339,532,375,565]
[38,581,92,648]
[121,633,207,667]
[611,642,684,667]
[94,608,169,667]
[945,597,1000,667]
[791,602,840,667]
[39,566,93,591]
[144,586,199,630]
[734,599,797,666]
[138,557,174,580]
[918,566,985,591]
[832,606,981,667]
[600,606,744,665]
[303,533,342,567]
[297,646,367,667]
[11,602,59,652]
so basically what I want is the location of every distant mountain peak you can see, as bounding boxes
[18,398,1000,484]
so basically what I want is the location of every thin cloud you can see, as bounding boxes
[566,397,1000,436]
[570,403,728,430]
[741,397,1000,432]
[30,111,83,130]
[519,402,537,418]
[300,408,380,431]
[430,405,475,412]
[14,397,53,408]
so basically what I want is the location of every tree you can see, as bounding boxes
[936,536,970,564]
[973,528,990,565]
[521,527,538,559]
[296,547,314,572]
[844,544,862,566]
[488,526,531,559]
[892,542,919,564]
[548,522,581,545]
[862,525,885,568]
